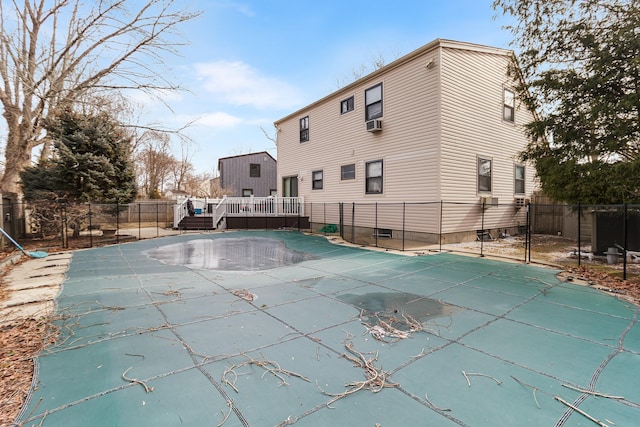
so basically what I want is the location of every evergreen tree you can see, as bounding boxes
[494,0,640,204]
[21,110,137,204]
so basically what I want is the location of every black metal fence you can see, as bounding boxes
[3,199,638,279]
[306,201,639,279]
[1,201,176,250]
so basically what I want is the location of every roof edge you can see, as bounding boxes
[217,151,276,170]
[274,39,513,126]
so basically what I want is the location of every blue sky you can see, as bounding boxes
[129,1,514,176]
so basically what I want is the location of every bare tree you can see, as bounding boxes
[169,141,194,192]
[261,125,278,146]
[183,171,215,197]
[135,130,175,198]
[335,51,400,88]
[0,0,200,194]
[209,177,233,198]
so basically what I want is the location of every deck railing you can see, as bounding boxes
[223,196,304,216]
[173,196,305,229]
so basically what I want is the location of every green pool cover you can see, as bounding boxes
[16,231,639,426]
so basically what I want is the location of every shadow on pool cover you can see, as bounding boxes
[145,236,318,271]
[338,291,460,331]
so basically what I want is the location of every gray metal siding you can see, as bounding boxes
[219,152,277,197]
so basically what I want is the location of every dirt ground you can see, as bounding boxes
[0,317,57,426]
[0,234,639,426]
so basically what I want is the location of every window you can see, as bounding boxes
[300,116,309,142]
[341,96,354,114]
[249,163,260,177]
[365,160,383,194]
[312,170,323,190]
[341,164,355,180]
[515,165,525,194]
[503,89,515,122]
[242,189,253,197]
[365,83,383,120]
[478,158,492,193]
[270,189,277,196]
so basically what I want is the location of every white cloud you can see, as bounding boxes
[191,112,244,129]
[212,1,255,17]
[194,60,303,109]
[123,87,185,108]
[171,111,245,130]
[228,2,255,17]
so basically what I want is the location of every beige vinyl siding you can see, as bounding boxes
[403,203,442,234]
[439,204,528,235]
[439,47,536,200]
[436,47,535,234]
[277,46,441,204]
[276,39,537,239]
[306,201,342,225]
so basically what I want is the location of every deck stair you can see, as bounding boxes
[178,215,214,230]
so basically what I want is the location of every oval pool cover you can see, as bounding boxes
[145,236,317,271]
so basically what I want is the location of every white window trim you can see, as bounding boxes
[365,159,383,194]
[365,83,383,121]
[300,116,309,142]
[312,169,323,190]
[503,88,515,123]
[477,156,493,194]
[514,164,525,195]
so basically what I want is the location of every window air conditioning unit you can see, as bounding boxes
[480,196,499,207]
[514,197,529,208]
[366,119,383,132]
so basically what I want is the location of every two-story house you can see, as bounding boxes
[274,39,537,243]
[218,152,277,198]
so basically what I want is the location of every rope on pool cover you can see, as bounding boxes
[554,308,639,427]
[116,244,252,427]
[142,287,251,427]
[14,355,41,424]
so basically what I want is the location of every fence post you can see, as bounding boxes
[138,203,141,240]
[156,203,159,238]
[577,202,581,267]
[116,201,120,244]
[439,200,443,252]
[523,203,529,263]
[351,203,355,244]
[375,202,378,247]
[323,203,326,234]
[402,202,406,251]
[65,204,69,248]
[339,203,343,239]
[527,201,532,263]
[88,203,93,248]
[480,201,485,257]
[623,203,628,280]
